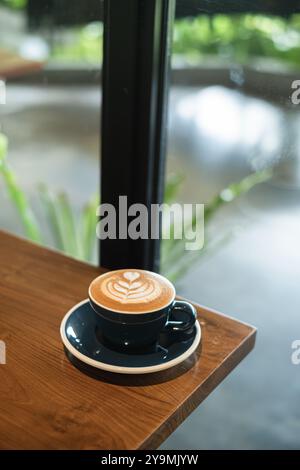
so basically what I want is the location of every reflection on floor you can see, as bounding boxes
[1,83,300,449]
[164,86,300,450]
[162,183,300,449]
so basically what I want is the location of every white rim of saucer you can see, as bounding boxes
[60,299,201,375]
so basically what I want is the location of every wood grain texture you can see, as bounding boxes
[0,231,256,450]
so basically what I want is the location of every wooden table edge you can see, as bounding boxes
[177,294,257,331]
[138,326,256,450]
[0,229,104,271]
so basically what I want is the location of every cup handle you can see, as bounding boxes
[165,300,197,332]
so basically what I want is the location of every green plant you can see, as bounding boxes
[0,133,42,243]
[0,133,98,262]
[51,22,103,64]
[0,0,27,9]
[38,185,99,262]
[173,14,300,69]
[0,132,271,280]
[161,169,271,281]
[45,13,300,68]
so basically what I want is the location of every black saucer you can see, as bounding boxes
[60,299,201,375]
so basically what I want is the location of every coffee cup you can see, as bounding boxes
[88,269,196,350]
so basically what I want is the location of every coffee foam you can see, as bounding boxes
[89,269,175,314]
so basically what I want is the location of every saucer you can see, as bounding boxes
[60,299,201,375]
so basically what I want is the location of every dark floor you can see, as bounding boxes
[1,83,300,449]
[163,183,300,449]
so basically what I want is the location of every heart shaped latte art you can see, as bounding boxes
[123,271,140,282]
[101,271,161,304]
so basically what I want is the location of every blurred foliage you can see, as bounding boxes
[0,0,27,9]
[1,4,300,68]
[49,13,300,68]
[0,132,271,280]
[161,168,272,281]
[0,133,42,243]
[38,184,99,262]
[173,14,300,69]
[51,22,103,64]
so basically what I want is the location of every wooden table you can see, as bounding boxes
[0,231,256,450]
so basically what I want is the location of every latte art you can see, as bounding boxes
[102,271,161,304]
[89,269,175,314]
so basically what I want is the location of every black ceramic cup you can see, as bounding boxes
[88,270,197,351]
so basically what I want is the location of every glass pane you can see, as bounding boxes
[162,4,300,449]
[0,0,102,264]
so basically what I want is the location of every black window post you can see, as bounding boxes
[100,0,175,272]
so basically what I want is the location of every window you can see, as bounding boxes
[163,0,300,449]
[0,0,102,263]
